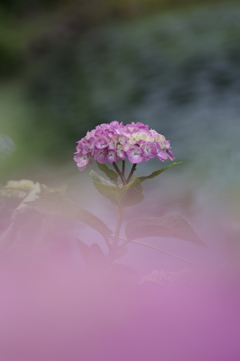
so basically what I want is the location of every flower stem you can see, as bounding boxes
[122,160,125,180]
[126,164,137,183]
[113,162,126,185]
[108,206,124,261]
[114,207,123,246]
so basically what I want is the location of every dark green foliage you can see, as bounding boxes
[0,42,23,78]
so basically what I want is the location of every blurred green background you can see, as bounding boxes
[0,0,240,194]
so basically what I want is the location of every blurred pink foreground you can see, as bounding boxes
[0,240,239,361]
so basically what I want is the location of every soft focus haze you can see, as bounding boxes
[1,1,240,360]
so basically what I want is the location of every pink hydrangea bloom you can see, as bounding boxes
[74,121,175,171]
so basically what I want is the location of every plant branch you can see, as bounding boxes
[122,160,126,181]
[113,162,126,185]
[126,164,137,183]
[113,207,124,246]
[108,206,124,260]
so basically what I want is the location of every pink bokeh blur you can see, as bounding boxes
[0,191,240,361]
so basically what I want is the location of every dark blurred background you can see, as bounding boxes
[0,0,240,210]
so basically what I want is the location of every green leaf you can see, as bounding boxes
[138,162,182,183]
[0,179,37,199]
[90,171,123,206]
[24,185,112,238]
[90,170,144,208]
[97,162,118,184]
[119,176,144,207]
[125,214,205,246]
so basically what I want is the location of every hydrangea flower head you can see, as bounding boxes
[74,121,175,171]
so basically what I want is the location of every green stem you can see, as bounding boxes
[114,207,124,246]
[109,206,124,260]
[126,164,137,183]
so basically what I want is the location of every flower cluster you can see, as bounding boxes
[74,121,175,171]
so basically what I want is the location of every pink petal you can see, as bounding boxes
[156,148,168,161]
[166,149,175,161]
[95,137,109,149]
[127,146,144,164]
[116,149,127,160]
[73,153,90,170]
[94,149,108,164]
[142,142,157,160]
[107,150,117,163]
